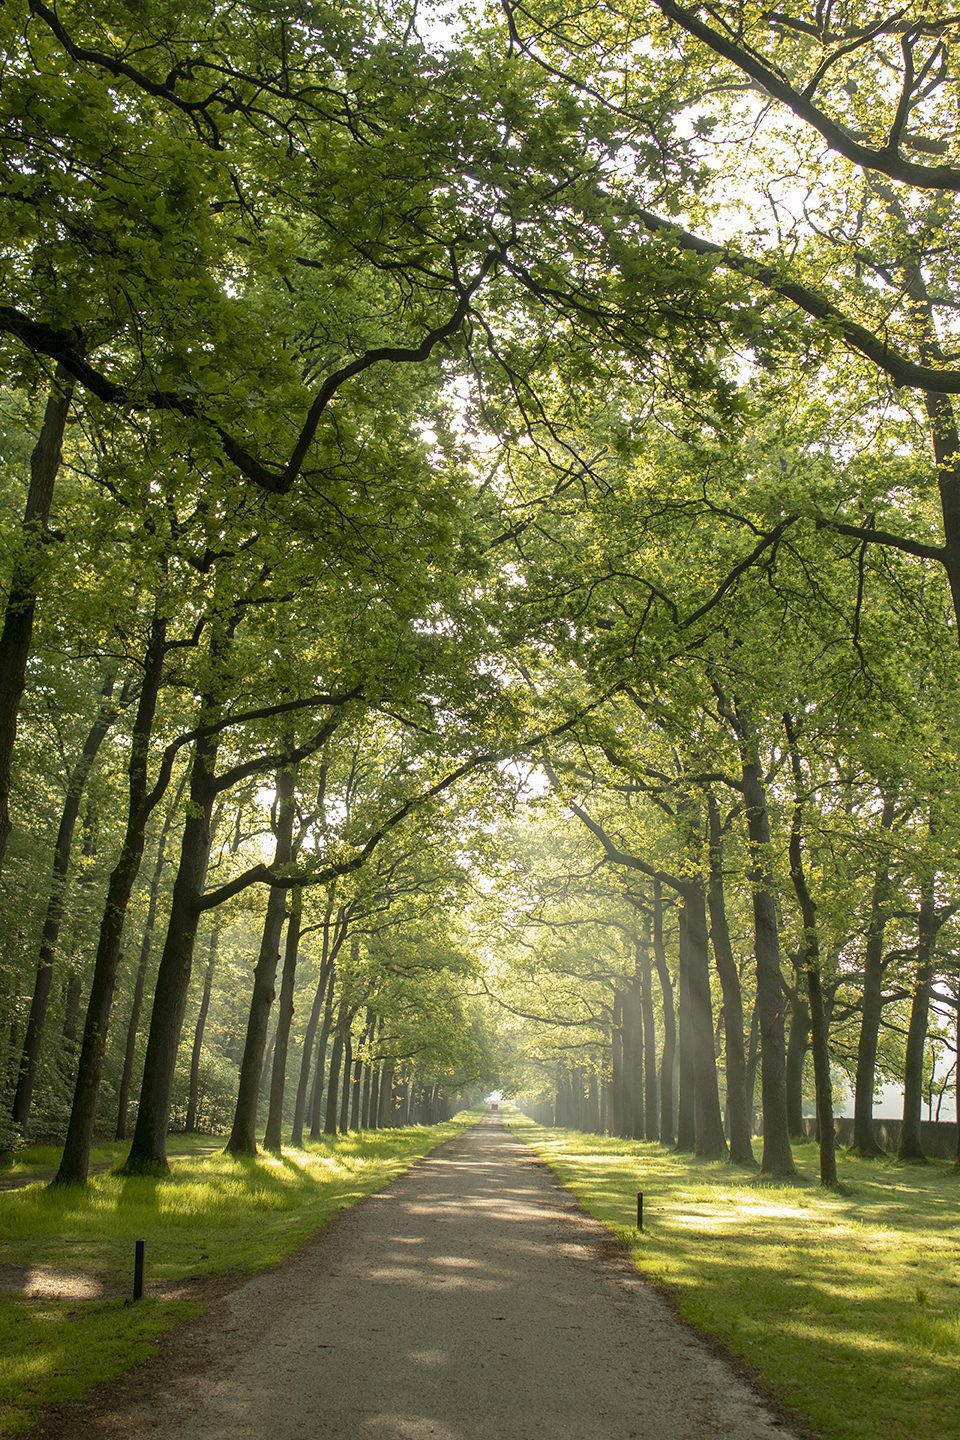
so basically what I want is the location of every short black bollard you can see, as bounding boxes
[636,1191,643,1232]
[133,1239,145,1301]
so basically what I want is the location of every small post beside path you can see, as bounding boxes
[636,1191,643,1232]
[133,1239,145,1301]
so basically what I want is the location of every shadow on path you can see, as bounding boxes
[41,1120,801,1440]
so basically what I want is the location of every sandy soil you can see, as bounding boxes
[40,1119,803,1440]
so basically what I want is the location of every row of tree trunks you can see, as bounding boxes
[12,667,120,1128]
[123,696,224,1174]
[290,906,339,1146]
[53,602,169,1186]
[226,766,297,1159]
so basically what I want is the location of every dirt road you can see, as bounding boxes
[63,1120,798,1439]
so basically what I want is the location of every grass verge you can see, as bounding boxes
[509,1112,960,1440]
[0,1133,220,1183]
[0,1114,478,1435]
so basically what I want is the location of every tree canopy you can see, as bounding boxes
[1,0,958,1184]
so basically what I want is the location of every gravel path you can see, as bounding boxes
[67,1119,799,1440]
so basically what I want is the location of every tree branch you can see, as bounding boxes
[650,0,960,190]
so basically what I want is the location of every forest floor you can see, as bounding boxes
[26,1117,799,1440]
[512,1114,960,1440]
[0,1119,475,1435]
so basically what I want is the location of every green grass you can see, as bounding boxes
[509,1113,960,1440]
[0,1115,478,1434]
[0,1298,198,1434]
[0,1132,219,1182]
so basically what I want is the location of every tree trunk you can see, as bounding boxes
[62,967,83,1049]
[955,998,959,1167]
[899,880,937,1161]
[339,1029,353,1132]
[784,720,837,1187]
[116,775,184,1141]
[586,1067,600,1132]
[610,991,625,1136]
[361,1059,373,1129]
[925,384,960,623]
[624,974,644,1139]
[652,879,676,1146]
[852,793,896,1155]
[61,809,98,1060]
[324,1003,349,1135]
[785,973,810,1140]
[638,917,659,1140]
[350,1051,363,1130]
[682,881,728,1160]
[368,1022,383,1130]
[185,925,219,1133]
[739,737,795,1176]
[259,1024,278,1101]
[290,895,339,1146]
[358,1010,376,1129]
[123,719,221,1173]
[225,766,297,1158]
[264,883,302,1153]
[12,669,118,1130]
[745,998,760,1132]
[309,976,338,1140]
[0,368,72,876]
[675,895,696,1153]
[706,798,754,1164]
[52,605,167,1186]
[377,1061,395,1128]
[291,951,335,1147]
